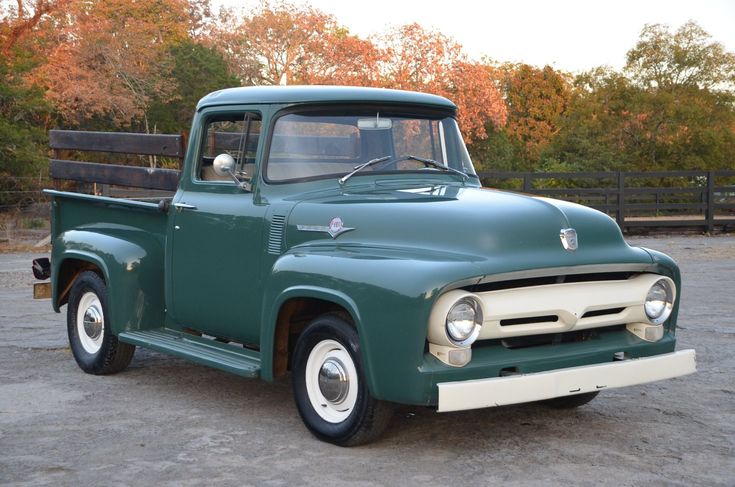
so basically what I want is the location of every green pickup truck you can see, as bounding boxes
[34,86,695,446]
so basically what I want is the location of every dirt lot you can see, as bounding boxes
[1,235,733,486]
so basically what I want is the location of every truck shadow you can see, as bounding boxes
[123,348,635,453]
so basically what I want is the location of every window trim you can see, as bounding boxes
[193,110,263,187]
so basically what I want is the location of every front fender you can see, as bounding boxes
[260,245,485,402]
[52,229,165,335]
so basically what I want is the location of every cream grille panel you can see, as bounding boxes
[428,273,674,345]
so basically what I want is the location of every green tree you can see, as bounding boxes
[147,40,240,134]
[622,21,735,170]
[0,58,50,207]
[547,68,639,171]
[548,22,735,172]
[625,21,735,90]
[468,126,518,173]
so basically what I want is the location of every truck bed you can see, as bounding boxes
[45,189,170,241]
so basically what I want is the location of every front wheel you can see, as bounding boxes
[67,271,135,375]
[291,314,392,446]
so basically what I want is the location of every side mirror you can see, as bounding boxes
[213,153,235,177]
[212,153,251,191]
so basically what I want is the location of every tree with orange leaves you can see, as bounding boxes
[215,7,506,142]
[214,2,384,87]
[0,0,72,56]
[1,1,62,206]
[32,0,198,128]
[217,2,332,86]
[502,63,571,167]
[379,23,507,143]
[299,28,385,87]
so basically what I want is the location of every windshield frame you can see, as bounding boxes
[262,104,475,185]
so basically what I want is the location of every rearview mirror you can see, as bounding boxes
[358,118,392,130]
[213,153,235,177]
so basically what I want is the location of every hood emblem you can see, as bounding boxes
[560,228,578,251]
[298,217,355,239]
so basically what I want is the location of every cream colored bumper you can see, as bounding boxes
[437,349,696,413]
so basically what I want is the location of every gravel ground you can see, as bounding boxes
[1,235,733,486]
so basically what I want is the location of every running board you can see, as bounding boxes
[118,329,261,378]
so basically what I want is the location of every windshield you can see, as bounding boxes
[265,110,476,182]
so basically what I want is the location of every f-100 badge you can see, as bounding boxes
[298,217,355,239]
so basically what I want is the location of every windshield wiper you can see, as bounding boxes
[338,154,474,185]
[338,156,391,185]
[401,155,471,181]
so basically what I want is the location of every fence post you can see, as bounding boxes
[523,173,532,193]
[706,170,715,233]
[616,172,625,229]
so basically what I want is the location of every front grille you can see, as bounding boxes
[500,315,559,326]
[477,324,626,350]
[468,272,634,293]
[582,307,625,318]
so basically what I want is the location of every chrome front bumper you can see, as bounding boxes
[437,349,696,412]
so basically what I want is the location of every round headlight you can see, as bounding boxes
[446,297,482,346]
[644,279,674,324]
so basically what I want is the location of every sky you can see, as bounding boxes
[216,0,735,74]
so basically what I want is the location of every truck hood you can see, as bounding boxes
[284,183,652,272]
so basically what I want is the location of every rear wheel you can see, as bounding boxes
[67,271,135,374]
[291,314,392,446]
[539,391,599,409]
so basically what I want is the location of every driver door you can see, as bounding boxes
[169,110,265,344]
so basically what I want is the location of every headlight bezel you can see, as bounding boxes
[445,296,483,346]
[644,278,674,325]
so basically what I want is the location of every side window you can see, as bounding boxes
[198,112,262,182]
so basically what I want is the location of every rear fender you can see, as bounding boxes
[52,229,165,334]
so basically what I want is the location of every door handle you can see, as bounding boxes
[173,202,197,210]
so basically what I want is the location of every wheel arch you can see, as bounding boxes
[261,286,368,384]
[53,252,109,311]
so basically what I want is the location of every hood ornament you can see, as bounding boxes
[560,228,578,251]
[298,217,355,239]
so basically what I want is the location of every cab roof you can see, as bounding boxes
[196,85,457,112]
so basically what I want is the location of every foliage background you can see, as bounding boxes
[0,0,733,207]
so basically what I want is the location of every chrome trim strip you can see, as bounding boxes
[473,263,652,286]
[297,224,355,239]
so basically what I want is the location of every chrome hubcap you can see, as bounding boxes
[318,358,349,404]
[76,292,104,354]
[305,339,358,423]
[83,306,103,340]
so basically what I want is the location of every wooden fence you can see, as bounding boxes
[47,130,735,232]
[477,171,735,232]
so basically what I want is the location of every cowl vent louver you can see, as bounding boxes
[268,215,286,255]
